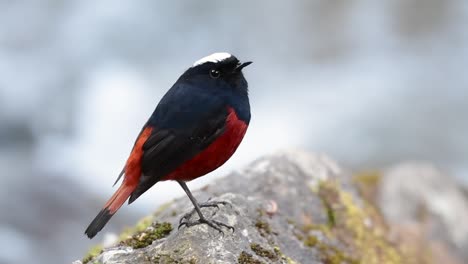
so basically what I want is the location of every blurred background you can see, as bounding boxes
[0,1,467,263]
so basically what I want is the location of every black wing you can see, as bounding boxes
[128,107,228,203]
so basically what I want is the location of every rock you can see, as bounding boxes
[378,162,468,263]
[77,151,462,264]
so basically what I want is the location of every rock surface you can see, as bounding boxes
[76,151,466,264]
[378,163,468,263]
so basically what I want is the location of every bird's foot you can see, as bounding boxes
[179,200,231,224]
[178,200,234,234]
[178,217,234,234]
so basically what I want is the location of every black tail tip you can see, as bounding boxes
[128,191,140,205]
[85,208,114,239]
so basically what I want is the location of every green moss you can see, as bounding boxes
[256,208,265,217]
[272,246,298,264]
[286,218,295,225]
[273,247,281,255]
[318,181,339,227]
[285,257,298,264]
[119,215,154,241]
[150,250,197,264]
[250,243,279,261]
[120,222,173,249]
[339,189,400,263]
[301,223,331,236]
[304,235,319,247]
[238,251,264,264]
[254,220,272,237]
[353,171,381,186]
[324,202,336,227]
[254,206,279,240]
[303,180,404,264]
[152,253,196,264]
[293,232,304,241]
[82,244,103,264]
[353,171,382,204]
[303,234,359,264]
[84,201,179,261]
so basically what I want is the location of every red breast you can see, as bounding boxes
[162,107,248,181]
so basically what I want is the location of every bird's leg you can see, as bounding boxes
[177,181,234,234]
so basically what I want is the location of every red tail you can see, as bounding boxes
[103,183,136,214]
[85,126,152,239]
[85,183,136,239]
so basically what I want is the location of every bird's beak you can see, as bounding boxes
[235,61,252,72]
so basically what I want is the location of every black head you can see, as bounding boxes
[179,53,252,96]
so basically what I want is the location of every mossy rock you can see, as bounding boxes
[294,179,408,264]
[82,244,103,264]
[77,151,452,264]
[120,222,173,249]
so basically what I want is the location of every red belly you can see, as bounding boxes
[162,107,248,181]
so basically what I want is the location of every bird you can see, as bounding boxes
[85,52,252,239]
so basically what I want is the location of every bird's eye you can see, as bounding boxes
[209,69,221,79]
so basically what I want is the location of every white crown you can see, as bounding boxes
[192,52,233,66]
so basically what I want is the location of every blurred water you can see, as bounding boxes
[0,1,467,263]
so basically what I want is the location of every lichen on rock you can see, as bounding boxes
[314,180,401,263]
[119,222,173,249]
[82,244,103,264]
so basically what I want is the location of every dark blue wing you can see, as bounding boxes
[128,83,229,203]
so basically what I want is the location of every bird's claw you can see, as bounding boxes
[177,200,234,234]
[179,210,194,224]
[178,200,231,224]
[178,217,234,235]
